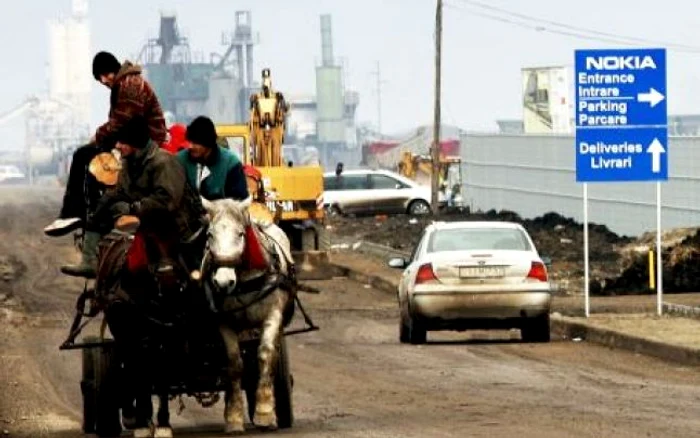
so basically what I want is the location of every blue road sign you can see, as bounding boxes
[575,48,668,182]
[576,127,668,182]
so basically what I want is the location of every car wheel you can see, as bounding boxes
[408,200,431,216]
[326,204,342,217]
[399,315,411,344]
[521,314,551,343]
[408,317,427,345]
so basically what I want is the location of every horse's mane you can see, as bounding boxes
[208,198,250,225]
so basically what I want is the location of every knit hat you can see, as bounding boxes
[92,51,121,80]
[115,116,150,149]
[186,116,217,149]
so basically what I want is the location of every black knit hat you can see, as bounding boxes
[186,116,218,149]
[92,51,121,80]
[115,116,150,149]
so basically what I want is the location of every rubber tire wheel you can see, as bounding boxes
[399,315,411,344]
[81,338,98,434]
[242,345,259,424]
[243,337,294,429]
[82,336,122,438]
[408,317,427,345]
[408,200,431,216]
[274,337,294,429]
[326,205,342,217]
[521,314,551,343]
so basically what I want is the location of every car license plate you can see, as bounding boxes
[459,266,504,278]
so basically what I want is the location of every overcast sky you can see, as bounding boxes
[1,0,699,147]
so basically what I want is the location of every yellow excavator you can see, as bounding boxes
[215,69,329,277]
[396,151,464,209]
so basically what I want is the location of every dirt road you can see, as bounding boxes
[2,187,700,437]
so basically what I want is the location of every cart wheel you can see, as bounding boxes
[81,339,97,434]
[242,346,260,425]
[274,337,294,429]
[81,336,122,438]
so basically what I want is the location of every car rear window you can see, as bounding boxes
[427,228,532,252]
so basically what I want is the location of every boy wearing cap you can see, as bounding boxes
[44,51,168,238]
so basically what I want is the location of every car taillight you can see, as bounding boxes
[527,261,548,282]
[415,263,438,285]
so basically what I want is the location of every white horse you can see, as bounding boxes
[200,197,295,434]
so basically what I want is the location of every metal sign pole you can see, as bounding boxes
[584,183,590,318]
[656,181,663,316]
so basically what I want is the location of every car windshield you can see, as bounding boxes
[427,227,532,252]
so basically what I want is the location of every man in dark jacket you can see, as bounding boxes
[61,116,204,278]
[176,116,249,201]
[44,51,168,238]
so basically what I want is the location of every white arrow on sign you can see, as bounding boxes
[646,138,666,173]
[637,88,665,108]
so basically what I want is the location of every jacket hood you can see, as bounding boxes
[115,61,142,82]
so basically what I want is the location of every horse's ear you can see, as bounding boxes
[201,197,214,214]
[240,196,252,210]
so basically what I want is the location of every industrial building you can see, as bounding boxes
[0,0,92,181]
[138,11,256,125]
[139,11,360,169]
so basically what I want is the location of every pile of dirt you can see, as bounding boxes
[602,229,700,294]
[327,210,631,294]
[328,210,630,263]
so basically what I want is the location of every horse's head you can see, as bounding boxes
[201,197,252,292]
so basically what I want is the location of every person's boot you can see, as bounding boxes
[61,231,100,278]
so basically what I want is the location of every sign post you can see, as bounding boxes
[575,48,668,317]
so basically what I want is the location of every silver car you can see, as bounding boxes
[389,221,552,344]
[323,169,434,216]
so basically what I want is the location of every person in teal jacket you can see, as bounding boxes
[176,116,249,201]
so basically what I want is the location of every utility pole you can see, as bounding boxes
[431,0,443,215]
[371,61,386,135]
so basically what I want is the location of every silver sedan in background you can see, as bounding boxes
[388,221,552,344]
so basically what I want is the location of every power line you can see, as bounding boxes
[446,0,700,53]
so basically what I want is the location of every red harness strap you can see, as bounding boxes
[243,225,269,271]
[125,231,149,273]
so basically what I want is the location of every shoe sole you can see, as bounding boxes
[60,268,96,279]
[45,219,83,237]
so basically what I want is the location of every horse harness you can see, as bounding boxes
[200,212,296,314]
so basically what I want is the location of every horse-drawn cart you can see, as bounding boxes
[60,278,318,438]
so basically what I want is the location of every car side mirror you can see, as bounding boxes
[541,256,552,267]
[388,257,407,269]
